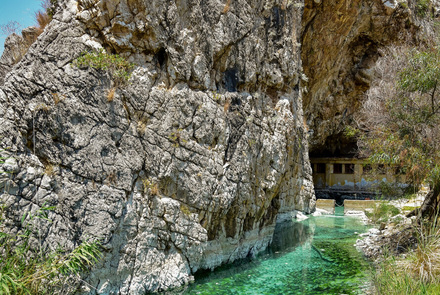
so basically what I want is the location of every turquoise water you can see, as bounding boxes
[182,207,371,295]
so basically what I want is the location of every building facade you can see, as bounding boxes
[310,158,405,190]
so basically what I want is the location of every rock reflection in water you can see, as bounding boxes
[269,219,312,255]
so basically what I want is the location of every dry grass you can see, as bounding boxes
[374,216,440,294]
[303,117,309,131]
[106,171,117,185]
[402,220,440,283]
[224,98,231,113]
[34,10,51,34]
[150,183,159,196]
[107,87,116,102]
[51,93,65,105]
[222,0,231,13]
[137,118,148,136]
[44,164,56,176]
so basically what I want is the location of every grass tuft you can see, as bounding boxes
[374,215,440,294]
[107,87,116,102]
[0,204,102,294]
[365,201,400,224]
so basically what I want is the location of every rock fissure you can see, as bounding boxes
[0,0,317,293]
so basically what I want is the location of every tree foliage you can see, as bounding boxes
[357,45,440,218]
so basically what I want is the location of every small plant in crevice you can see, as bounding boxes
[106,171,117,185]
[169,129,187,147]
[51,93,66,105]
[0,203,102,295]
[137,120,148,137]
[180,204,191,217]
[223,98,231,113]
[135,113,149,137]
[35,102,51,113]
[44,163,57,176]
[142,177,160,196]
[107,87,116,102]
[212,91,221,102]
[72,49,135,88]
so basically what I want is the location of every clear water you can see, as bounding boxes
[181,207,371,295]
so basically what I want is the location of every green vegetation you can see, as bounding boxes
[356,44,440,219]
[142,177,159,196]
[416,0,431,16]
[45,0,59,17]
[73,50,135,87]
[0,204,102,294]
[365,202,400,224]
[354,39,440,293]
[374,218,440,294]
[180,204,191,217]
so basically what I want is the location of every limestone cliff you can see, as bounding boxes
[301,0,436,153]
[0,0,314,293]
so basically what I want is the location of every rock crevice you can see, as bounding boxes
[0,0,314,293]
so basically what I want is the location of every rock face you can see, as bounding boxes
[301,0,430,152]
[0,27,39,85]
[0,0,314,293]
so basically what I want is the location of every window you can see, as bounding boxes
[345,163,355,174]
[395,166,405,175]
[378,164,386,174]
[316,163,326,173]
[333,163,342,174]
[363,164,372,174]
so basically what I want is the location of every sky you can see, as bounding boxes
[0,0,43,55]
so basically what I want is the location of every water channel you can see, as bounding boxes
[183,207,371,295]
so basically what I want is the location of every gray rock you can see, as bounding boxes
[0,0,314,293]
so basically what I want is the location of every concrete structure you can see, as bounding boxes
[343,200,382,214]
[315,199,336,214]
[310,158,405,190]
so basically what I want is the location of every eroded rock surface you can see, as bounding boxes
[0,0,314,293]
[301,0,433,151]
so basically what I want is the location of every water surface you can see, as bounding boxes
[183,207,371,295]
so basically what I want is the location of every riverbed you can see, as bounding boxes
[182,207,371,295]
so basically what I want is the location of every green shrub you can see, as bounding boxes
[46,0,59,17]
[73,49,135,87]
[416,0,430,16]
[0,204,102,294]
[365,201,400,223]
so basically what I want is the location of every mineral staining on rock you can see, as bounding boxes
[0,0,314,293]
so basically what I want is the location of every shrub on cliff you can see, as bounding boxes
[0,204,102,294]
[73,50,135,87]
